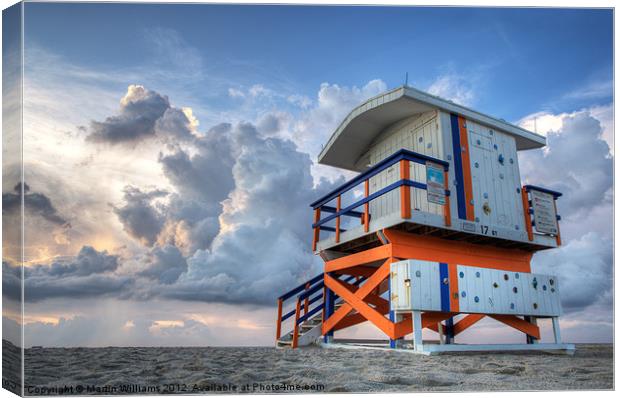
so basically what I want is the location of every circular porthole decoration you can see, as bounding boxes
[415,270,421,277]
[543,285,547,291]
[513,287,518,293]
[475,271,481,278]
[533,303,538,309]
[461,291,467,298]
[474,296,480,303]
[459,271,464,278]
[503,274,509,281]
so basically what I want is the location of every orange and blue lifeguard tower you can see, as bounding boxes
[275,86,574,355]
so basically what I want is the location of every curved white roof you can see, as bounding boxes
[318,86,546,171]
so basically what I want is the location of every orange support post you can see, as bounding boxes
[521,187,533,241]
[335,195,341,243]
[400,160,411,219]
[490,314,541,340]
[324,244,391,273]
[364,179,370,232]
[312,208,321,251]
[321,286,327,322]
[443,169,451,227]
[292,299,301,348]
[453,314,485,336]
[275,298,283,340]
[303,282,310,315]
[553,199,562,246]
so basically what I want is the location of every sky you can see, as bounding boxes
[1,2,614,347]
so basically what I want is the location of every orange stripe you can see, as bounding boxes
[521,187,534,241]
[458,116,475,221]
[400,160,411,219]
[443,169,451,226]
[448,263,460,312]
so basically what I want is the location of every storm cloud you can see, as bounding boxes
[113,186,168,246]
[2,182,68,226]
[3,246,131,302]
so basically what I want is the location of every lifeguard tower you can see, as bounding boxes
[275,86,574,355]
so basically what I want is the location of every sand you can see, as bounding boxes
[4,340,613,394]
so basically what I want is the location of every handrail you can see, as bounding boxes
[276,273,365,347]
[277,273,323,301]
[310,148,452,250]
[310,148,449,209]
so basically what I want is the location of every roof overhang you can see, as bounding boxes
[318,86,546,172]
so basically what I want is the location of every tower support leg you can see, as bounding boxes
[437,322,446,344]
[412,310,423,353]
[525,316,539,344]
[323,287,335,343]
[552,317,562,344]
[444,317,454,344]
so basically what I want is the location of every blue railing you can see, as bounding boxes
[276,273,365,347]
[310,149,452,250]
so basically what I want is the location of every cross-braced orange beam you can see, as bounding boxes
[453,314,485,336]
[323,258,394,337]
[322,258,392,334]
[325,244,391,273]
[334,297,391,331]
[490,314,540,340]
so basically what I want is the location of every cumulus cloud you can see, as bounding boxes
[518,108,613,318]
[3,246,131,302]
[152,122,341,304]
[154,123,237,254]
[518,110,612,219]
[532,233,612,311]
[288,79,387,168]
[87,85,196,144]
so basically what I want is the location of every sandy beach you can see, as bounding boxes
[2,340,611,394]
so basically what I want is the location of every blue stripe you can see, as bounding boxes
[450,114,467,220]
[439,262,450,312]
